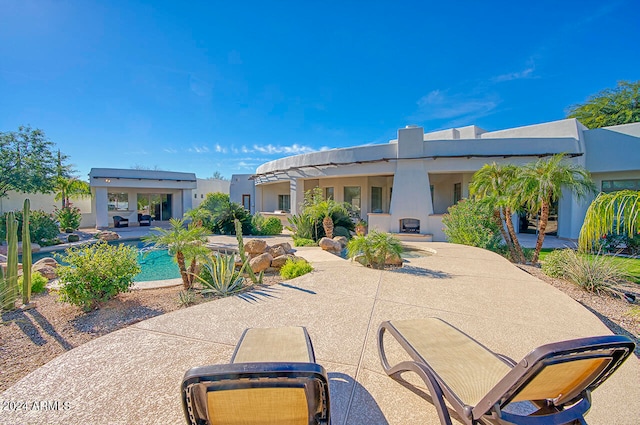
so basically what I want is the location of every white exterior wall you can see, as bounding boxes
[229,175,255,213]
[246,120,640,242]
[193,179,230,208]
[0,190,94,227]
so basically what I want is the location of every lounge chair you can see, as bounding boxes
[138,214,151,226]
[378,318,635,425]
[112,215,129,228]
[181,327,330,425]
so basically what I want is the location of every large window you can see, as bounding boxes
[108,193,129,211]
[325,187,334,200]
[602,179,640,193]
[137,194,172,220]
[371,187,382,213]
[278,194,290,212]
[344,186,361,213]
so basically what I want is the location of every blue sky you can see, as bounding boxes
[1,1,638,180]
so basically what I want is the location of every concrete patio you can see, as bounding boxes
[1,240,639,424]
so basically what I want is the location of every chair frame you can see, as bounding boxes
[181,327,330,425]
[378,319,635,425]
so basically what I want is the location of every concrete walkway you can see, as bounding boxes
[2,241,638,424]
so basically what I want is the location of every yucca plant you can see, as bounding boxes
[195,252,248,296]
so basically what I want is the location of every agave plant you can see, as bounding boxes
[195,252,248,296]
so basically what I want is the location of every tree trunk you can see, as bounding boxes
[323,216,334,239]
[187,258,198,287]
[494,209,516,261]
[504,207,526,263]
[532,201,550,264]
[176,251,190,289]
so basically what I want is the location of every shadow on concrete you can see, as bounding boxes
[236,285,282,303]
[278,282,317,295]
[390,265,452,279]
[328,372,390,425]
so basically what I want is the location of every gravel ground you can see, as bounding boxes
[0,275,282,392]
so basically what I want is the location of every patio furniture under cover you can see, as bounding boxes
[113,215,129,228]
[378,317,634,425]
[182,326,330,425]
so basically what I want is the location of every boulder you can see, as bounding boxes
[271,254,297,269]
[249,253,273,273]
[96,231,119,241]
[245,239,268,255]
[333,236,348,248]
[33,264,57,280]
[268,245,286,258]
[271,242,294,254]
[33,257,59,268]
[385,254,403,267]
[319,237,342,252]
[67,234,80,243]
[18,242,41,254]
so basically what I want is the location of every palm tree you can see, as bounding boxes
[579,190,640,252]
[309,199,348,239]
[142,218,208,289]
[516,154,596,264]
[54,176,91,208]
[470,163,525,263]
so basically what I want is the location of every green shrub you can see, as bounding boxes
[0,210,60,244]
[177,290,196,307]
[252,214,283,235]
[57,241,141,311]
[442,198,504,252]
[541,249,574,278]
[287,213,315,240]
[293,237,317,247]
[55,205,82,232]
[195,252,247,296]
[544,249,630,294]
[347,231,403,269]
[280,258,313,279]
[333,225,351,239]
[18,271,48,294]
[563,252,630,295]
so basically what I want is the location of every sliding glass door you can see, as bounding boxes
[137,194,172,221]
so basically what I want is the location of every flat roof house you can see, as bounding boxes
[235,119,640,241]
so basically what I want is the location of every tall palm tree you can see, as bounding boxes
[579,190,640,252]
[470,163,526,263]
[517,154,596,263]
[54,176,91,208]
[309,199,348,239]
[142,218,208,289]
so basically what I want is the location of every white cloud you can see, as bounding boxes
[188,146,210,154]
[493,66,535,83]
[163,148,178,154]
[252,143,316,155]
[413,89,499,122]
[214,143,227,153]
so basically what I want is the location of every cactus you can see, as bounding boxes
[234,219,262,284]
[2,212,18,311]
[22,199,33,306]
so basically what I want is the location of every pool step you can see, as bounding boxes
[391,233,433,242]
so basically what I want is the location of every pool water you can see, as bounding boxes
[29,240,180,282]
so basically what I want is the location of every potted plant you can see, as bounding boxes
[355,219,367,236]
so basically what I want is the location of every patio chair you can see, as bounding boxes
[138,214,151,226]
[181,326,330,425]
[378,318,635,425]
[112,215,129,228]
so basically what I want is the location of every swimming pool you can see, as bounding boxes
[29,240,180,282]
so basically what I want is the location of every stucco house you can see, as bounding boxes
[234,119,640,241]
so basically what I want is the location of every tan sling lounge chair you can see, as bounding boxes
[378,318,635,425]
[181,327,330,425]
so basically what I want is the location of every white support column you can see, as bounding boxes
[290,178,305,215]
[95,187,109,229]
